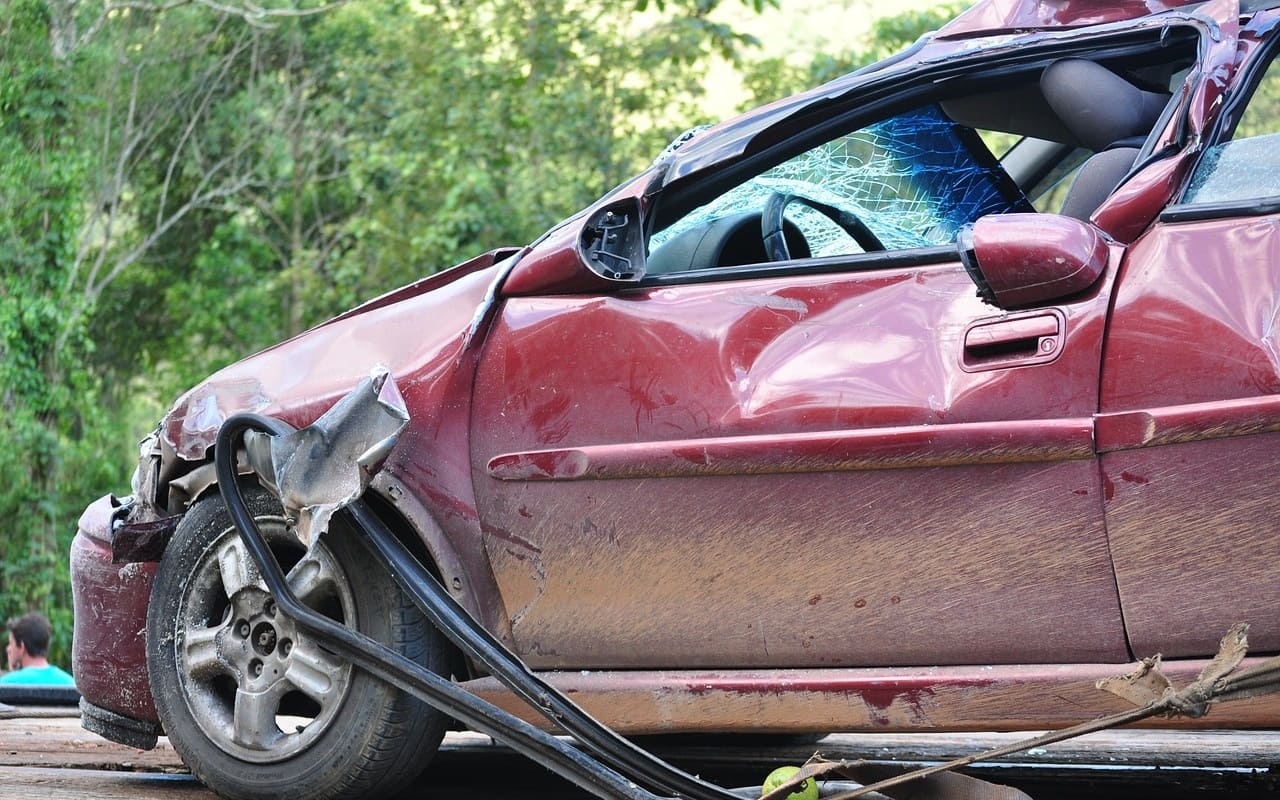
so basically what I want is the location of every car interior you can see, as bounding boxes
[645,39,1199,277]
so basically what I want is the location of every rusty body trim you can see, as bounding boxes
[462,659,1280,735]
[1095,394,1280,452]
[486,419,1096,482]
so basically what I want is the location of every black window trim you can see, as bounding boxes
[1162,195,1280,222]
[634,244,960,289]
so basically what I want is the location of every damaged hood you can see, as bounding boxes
[161,252,512,462]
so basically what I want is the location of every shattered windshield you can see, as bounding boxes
[651,104,1030,259]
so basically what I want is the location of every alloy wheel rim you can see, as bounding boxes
[175,521,356,763]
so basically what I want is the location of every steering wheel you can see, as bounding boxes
[761,192,884,262]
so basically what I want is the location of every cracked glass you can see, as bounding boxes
[1184,56,1280,205]
[650,103,1030,262]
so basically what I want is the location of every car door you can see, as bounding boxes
[469,99,1128,672]
[1099,15,1280,659]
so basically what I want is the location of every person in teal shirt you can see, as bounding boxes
[3,612,74,686]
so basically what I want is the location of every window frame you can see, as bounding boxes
[639,25,1206,288]
[1161,20,1280,223]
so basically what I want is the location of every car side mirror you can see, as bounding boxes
[501,198,646,295]
[958,214,1108,309]
[579,199,645,282]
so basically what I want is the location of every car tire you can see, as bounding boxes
[147,485,449,800]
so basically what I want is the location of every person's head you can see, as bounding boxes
[6,612,53,670]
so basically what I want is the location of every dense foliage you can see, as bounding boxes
[0,0,947,669]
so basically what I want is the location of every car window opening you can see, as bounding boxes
[646,41,1197,278]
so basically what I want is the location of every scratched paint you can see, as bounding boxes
[461,660,1280,733]
[70,530,159,723]
[472,257,1127,668]
[1101,203,1280,657]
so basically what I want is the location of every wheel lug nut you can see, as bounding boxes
[250,659,263,678]
[251,621,278,656]
[281,639,292,656]
[237,621,250,638]
[265,599,276,617]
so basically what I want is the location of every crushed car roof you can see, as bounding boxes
[938,0,1212,37]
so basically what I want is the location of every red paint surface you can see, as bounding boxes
[969,214,1108,307]
[70,497,158,723]
[462,659,1280,733]
[1093,151,1194,243]
[1096,395,1280,451]
[1102,205,1280,656]
[487,418,1095,481]
[472,251,1126,668]
[159,262,508,629]
[73,261,518,723]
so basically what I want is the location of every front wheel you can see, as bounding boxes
[147,486,449,800]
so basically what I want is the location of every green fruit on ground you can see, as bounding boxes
[761,765,819,800]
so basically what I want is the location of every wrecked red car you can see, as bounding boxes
[70,0,1280,797]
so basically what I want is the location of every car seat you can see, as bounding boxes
[1040,58,1171,220]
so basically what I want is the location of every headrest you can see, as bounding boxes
[1041,59,1170,151]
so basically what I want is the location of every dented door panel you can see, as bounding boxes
[1101,214,1280,657]
[471,258,1127,669]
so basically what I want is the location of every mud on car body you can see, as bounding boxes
[71,0,1280,798]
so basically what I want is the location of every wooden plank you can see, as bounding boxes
[0,767,214,799]
[6,714,1280,771]
[823,729,1280,768]
[0,714,185,772]
[3,713,1277,800]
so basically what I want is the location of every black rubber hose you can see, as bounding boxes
[214,413,660,800]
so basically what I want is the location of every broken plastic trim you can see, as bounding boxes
[215,413,737,800]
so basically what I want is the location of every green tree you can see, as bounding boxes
[321,0,766,297]
[0,0,100,665]
[741,2,966,107]
[0,0,961,670]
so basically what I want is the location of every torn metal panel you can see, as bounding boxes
[941,0,1217,38]
[110,513,181,564]
[245,366,409,548]
[160,263,500,465]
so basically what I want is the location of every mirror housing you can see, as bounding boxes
[502,198,645,296]
[958,214,1108,309]
[579,199,645,282]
